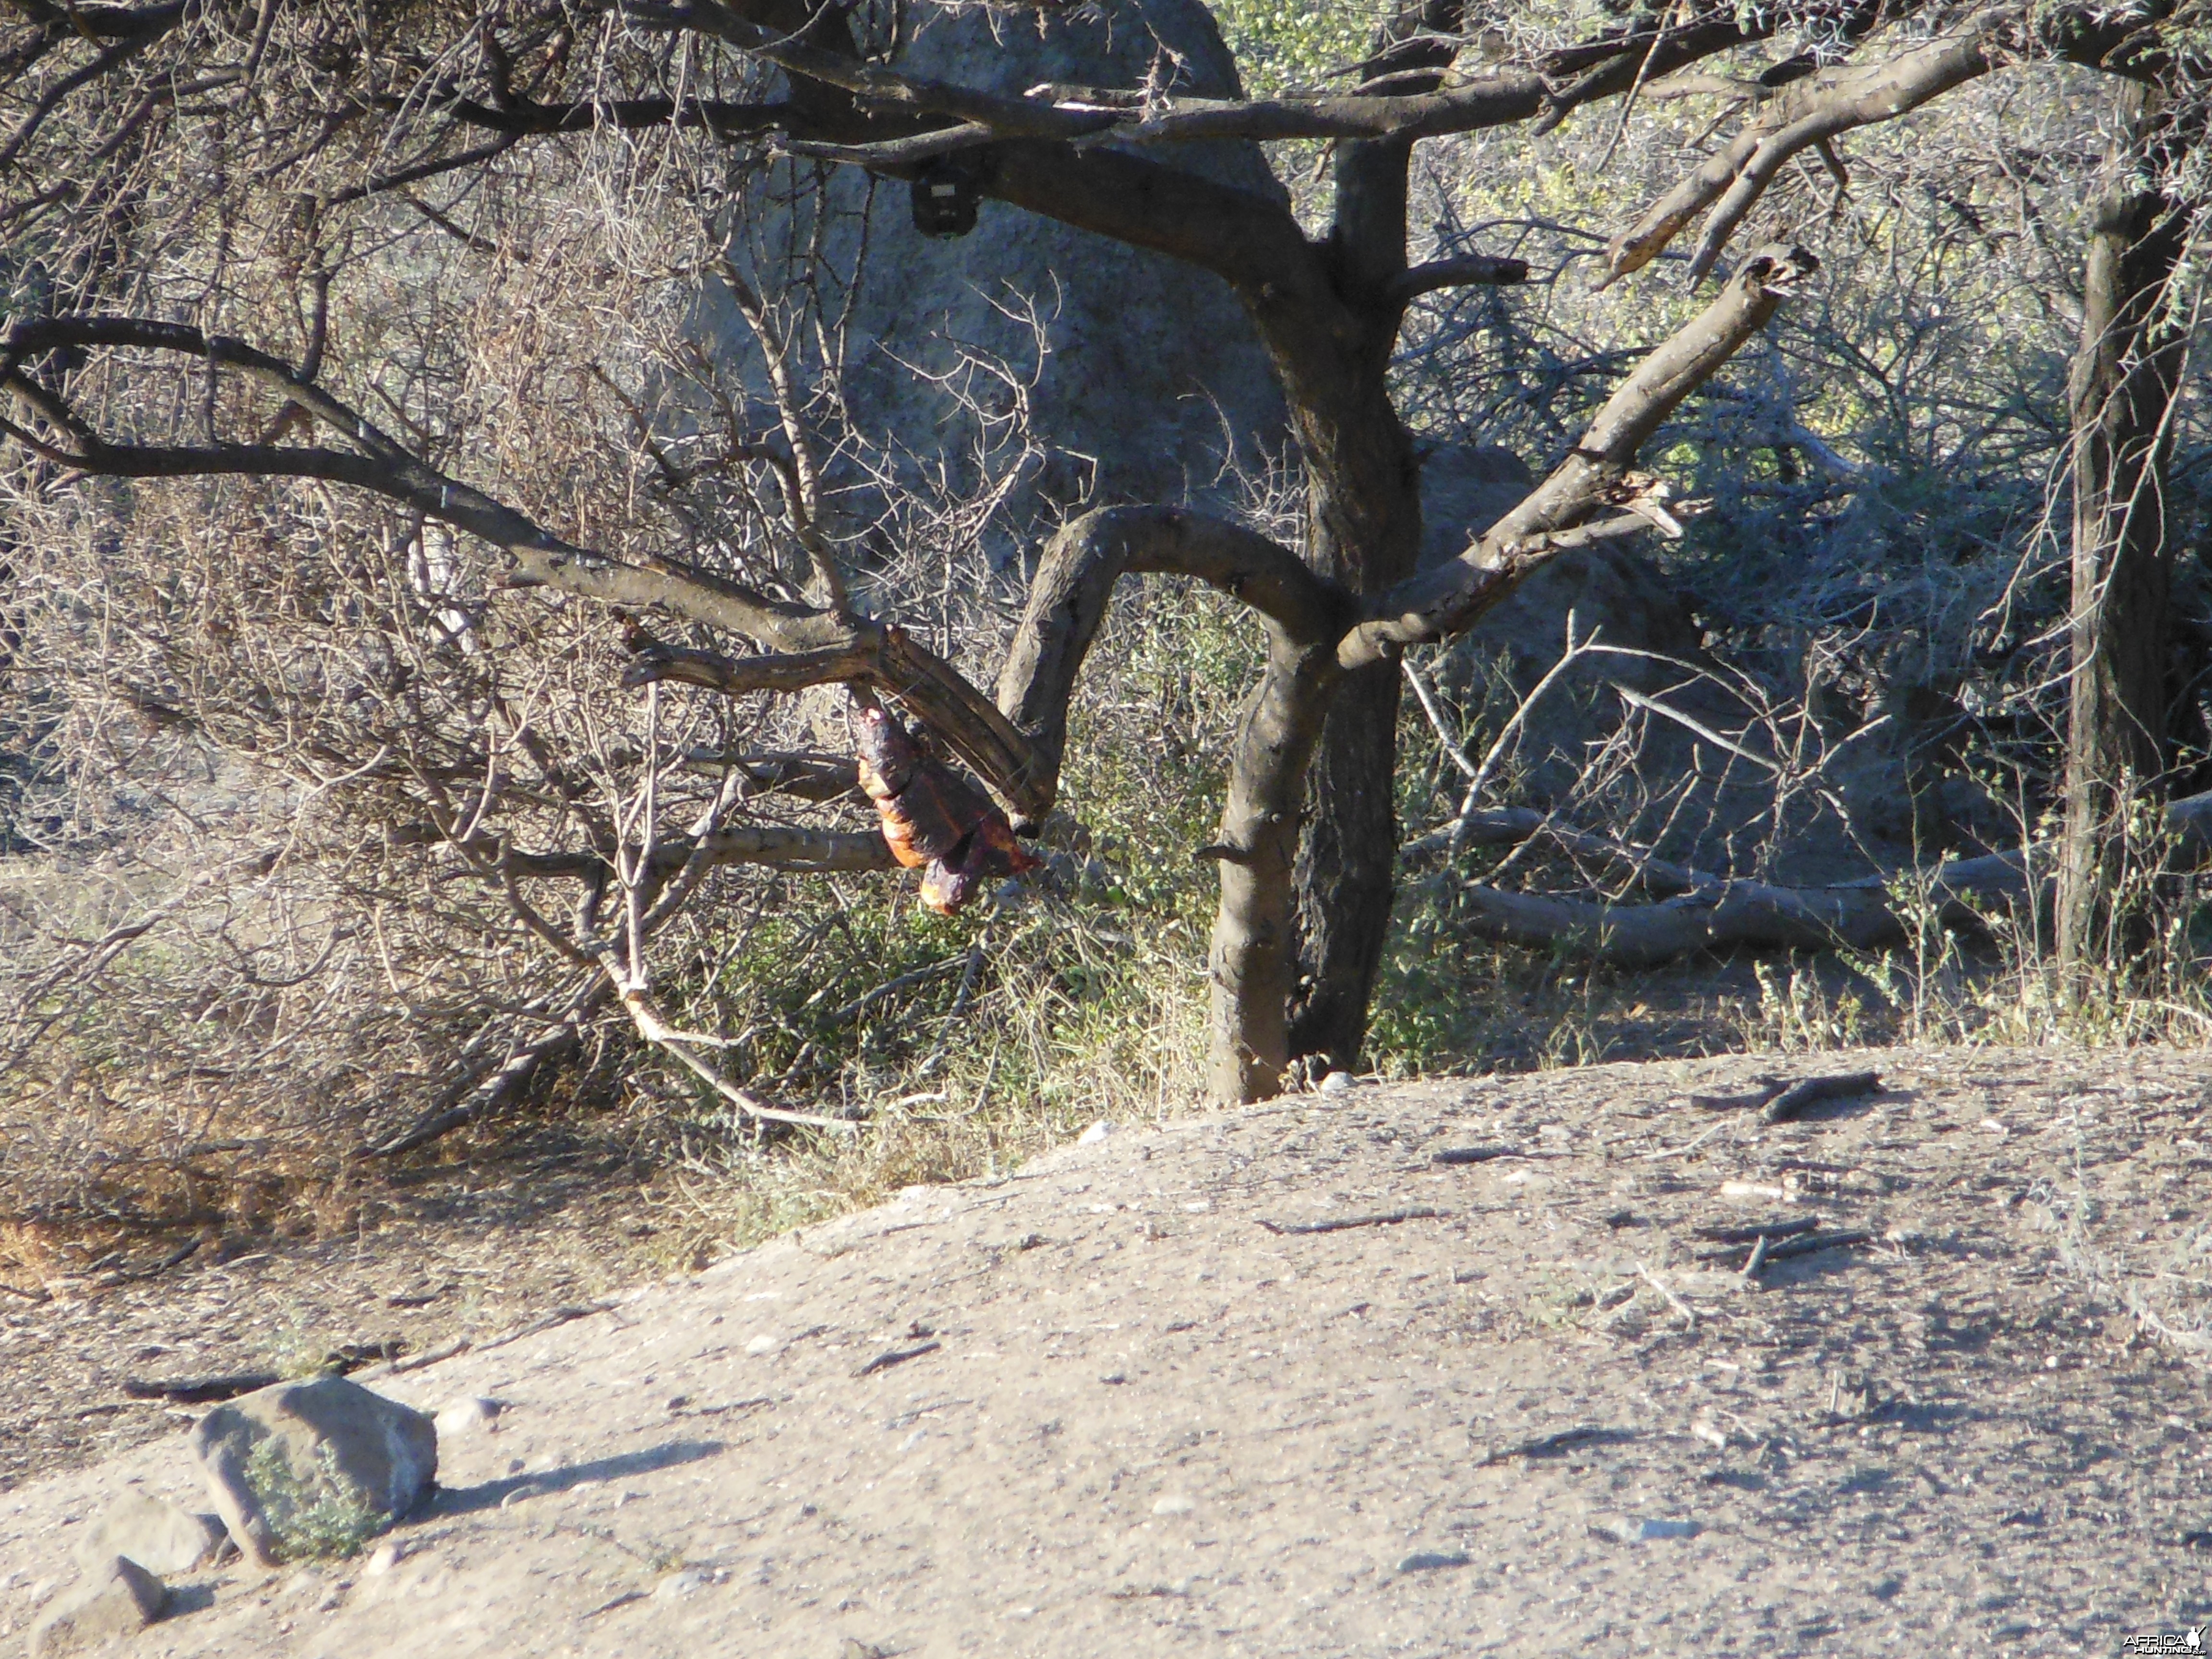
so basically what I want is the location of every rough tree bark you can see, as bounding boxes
[2057,86,2197,979]
[1283,128,1428,1078]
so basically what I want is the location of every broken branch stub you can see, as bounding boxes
[1338,244,1820,672]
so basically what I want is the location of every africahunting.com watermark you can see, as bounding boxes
[2122,1629,2206,1654]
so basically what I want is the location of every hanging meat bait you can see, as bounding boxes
[852,696,1039,915]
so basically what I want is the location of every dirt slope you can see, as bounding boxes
[5,1047,2212,1657]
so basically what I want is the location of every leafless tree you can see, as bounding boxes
[0,0,2202,1127]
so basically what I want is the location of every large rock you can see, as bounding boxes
[1418,443,1536,565]
[70,1491,225,1577]
[188,1376,437,1567]
[718,0,1287,555]
[28,1557,166,1657]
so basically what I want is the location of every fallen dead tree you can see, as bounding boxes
[1403,791,2212,968]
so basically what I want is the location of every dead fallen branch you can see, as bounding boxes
[1762,1071,1881,1124]
[1431,1145,1521,1165]
[1448,852,2033,967]
[1636,1260,1698,1328]
[477,1302,614,1353]
[1637,1118,1741,1161]
[1420,790,2212,969]
[1690,1078,1784,1111]
[122,1371,280,1404]
[1477,1425,1626,1466]
[371,1338,472,1377]
[1257,1207,1449,1236]
[854,1339,942,1377]
[1755,1229,1873,1265]
[1695,1215,1818,1248]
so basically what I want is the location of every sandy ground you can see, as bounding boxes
[5,1046,2212,1657]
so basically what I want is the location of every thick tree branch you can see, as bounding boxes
[1450,850,2035,968]
[1602,17,2001,287]
[994,506,1353,822]
[0,315,1048,813]
[1387,253,1531,305]
[629,0,1820,147]
[443,93,833,141]
[1339,244,1818,669]
[979,139,1316,298]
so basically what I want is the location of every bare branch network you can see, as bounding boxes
[0,0,2202,1124]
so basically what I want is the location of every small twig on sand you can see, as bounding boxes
[1755,1229,1872,1263]
[371,1337,473,1377]
[1740,1232,1770,1286]
[122,1371,280,1404]
[1638,1119,1738,1162]
[1636,1260,1697,1330]
[1432,1145,1520,1166]
[478,1302,614,1353]
[854,1340,941,1377]
[1761,1071,1881,1125]
[1695,1216,1819,1249]
[1477,1424,1621,1466]
[1258,1207,1448,1237]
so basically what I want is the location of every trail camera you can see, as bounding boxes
[911,157,979,238]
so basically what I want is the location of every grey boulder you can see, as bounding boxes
[28,1557,167,1657]
[70,1490,226,1576]
[189,1375,437,1567]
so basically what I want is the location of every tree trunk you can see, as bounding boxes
[1206,633,1340,1100]
[1282,134,1425,1076]
[2056,87,2194,981]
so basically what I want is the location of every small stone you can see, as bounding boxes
[1395,1551,1471,1573]
[1319,1070,1356,1095]
[71,1491,226,1576]
[1151,1496,1194,1517]
[838,1642,888,1659]
[745,1334,778,1356]
[364,1542,401,1577]
[1593,1516,1700,1543]
[432,1396,503,1439]
[653,1568,706,1601]
[1077,1120,1113,1146]
[28,1558,167,1657]
[189,1375,437,1567]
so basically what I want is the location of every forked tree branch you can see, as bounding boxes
[1339,243,1820,669]
[995,505,1355,820]
[1601,16,2003,286]
[1387,253,1532,305]
[624,0,1871,147]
